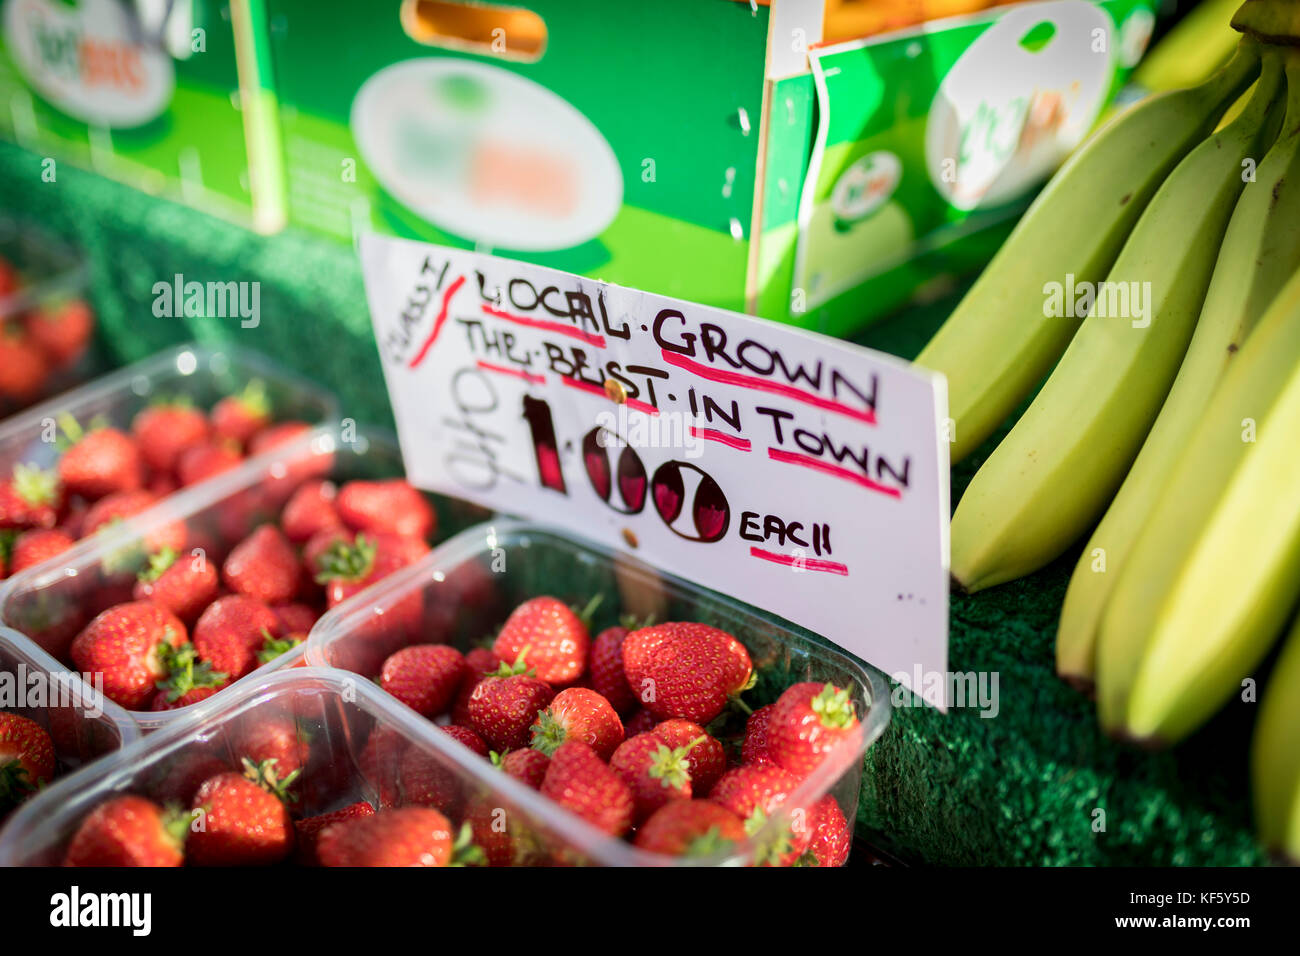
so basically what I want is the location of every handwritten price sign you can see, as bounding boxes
[360,235,951,707]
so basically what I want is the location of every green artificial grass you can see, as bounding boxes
[0,141,1267,865]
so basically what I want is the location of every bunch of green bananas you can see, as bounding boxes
[914,3,1300,861]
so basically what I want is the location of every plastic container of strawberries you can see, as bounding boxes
[0,666,657,866]
[0,626,139,830]
[0,219,101,418]
[305,520,893,866]
[0,425,488,732]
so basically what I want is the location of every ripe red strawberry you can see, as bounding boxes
[272,602,318,635]
[301,525,351,579]
[451,646,500,725]
[466,657,555,752]
[540,741,634,837]
[358,726,406,809]
[0,463,63,530]
[588,623,638,714]
[710,762,809,866]
[187,759,296,866]
[379,644,467,718]
[70,601,187,709]
[766,682,860,778]
[0,712,55,809]
[177,439,243,487]
[294,801,375,865]
[22,298,93,369]
[336,479,435,540]
[494,747,549,790]
[316,807,473,867]
[800,795,851,867]
[464,796,523,866]
[622,622,754,724]
[316,532,429,609]
[210,380,271,448]
[624,709,657,737]
[399,727,486,815]
[610,731,705,823]
[742,703,776,765]
[492,595,592,685]
[280,479,340,542]
[9,528,74,574]
[530,686,624,760]
[132,401,211,475]
[0,257,19,296]
[237,713,307,780]
[192,594,281,681]
[247,420,312,457]
[63,795,187,867]
[57,422,143,500]
[441,724,489,757]
[634,799,747,858]
[0,329,50,402]
[222,524,301,605]
[81,490,187,556]
[149,641,226,710]
[133,547,219,623]
[150,752,231,807]
[653,719,725,795]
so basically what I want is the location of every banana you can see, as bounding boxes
[948,50,1287,594]
[1252,613,1300,863]
[915,40,1261,464]
[1095,267,1300,746]
[1058,48,1300,690]
[1233,0,1300,45]
[1133,0,1244,94]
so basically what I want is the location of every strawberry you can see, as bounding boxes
[492,595,593,685]
[57,421,143,500]
[0,256,18,296]
[540,741,634,837]
[624,709,657,737]
[399,727,486,814]
[709,762,809,866]
[0,712,55,809]
[81,490,187,556]
[335,479,435,540]
[70,601,187,709]
[192,594,281,681]
[177,439,244,487]
[634,799,747,858]
[493,747,549,790]
[316,808,477,867]
[22,298,93,369]
[133,547,219,623]
[0,328,50,402]
[247,420,312,457]
[466,655,555,752]
[150,753,231,807]
[222,524,301,605]
[610,731,704,823]
[294,801,375,865]
[301,525,351,579]
[150,641,226,710]
[799,795,851,867]
[9,528,74,574]
[588,622,639,714]
[622,622,754,724]
[0,463,63,530]
[766,682,860,778]
[316,532,428,609]
[358,726,407,809]
[257,631,305,666]
[237,713,307,780]
[379,644,466,718]
[653,719,725,795]
[742,703,776,765]
[451,646,500,725]
[271,602,318,636]
[464,796,524,867]
[132,400,211,475]
[530,686,624,760]
[187,758,296,866]
[210,380,271,448]
[441,724,489,757]
[280,479,339,542]
[63,795,187,867]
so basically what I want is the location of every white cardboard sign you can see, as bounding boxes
[359,235,951,708]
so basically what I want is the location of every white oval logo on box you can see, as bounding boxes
[4,0,174,128]
[830,151,902,225]
[351,59,624,252]
[926,0,1113,211]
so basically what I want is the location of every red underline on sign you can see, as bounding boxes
[749,546,849,576]
[562,377,660,416]
[658,350,876,425]
[481,305,607,348]
[409,275,466,369]
[476,360,545,385]
[689,426,751,451]
[768,447,901,499]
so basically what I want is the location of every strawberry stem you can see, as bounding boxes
[137,547,179,583]
[809,683,856,729]
[12,462,60,507]
[257,629,303,664]
[313,534,377,584]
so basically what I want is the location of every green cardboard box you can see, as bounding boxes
[0,0,284,232]
[260,0,1155,333]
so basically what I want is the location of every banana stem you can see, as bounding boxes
[1233,0,1300,45]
